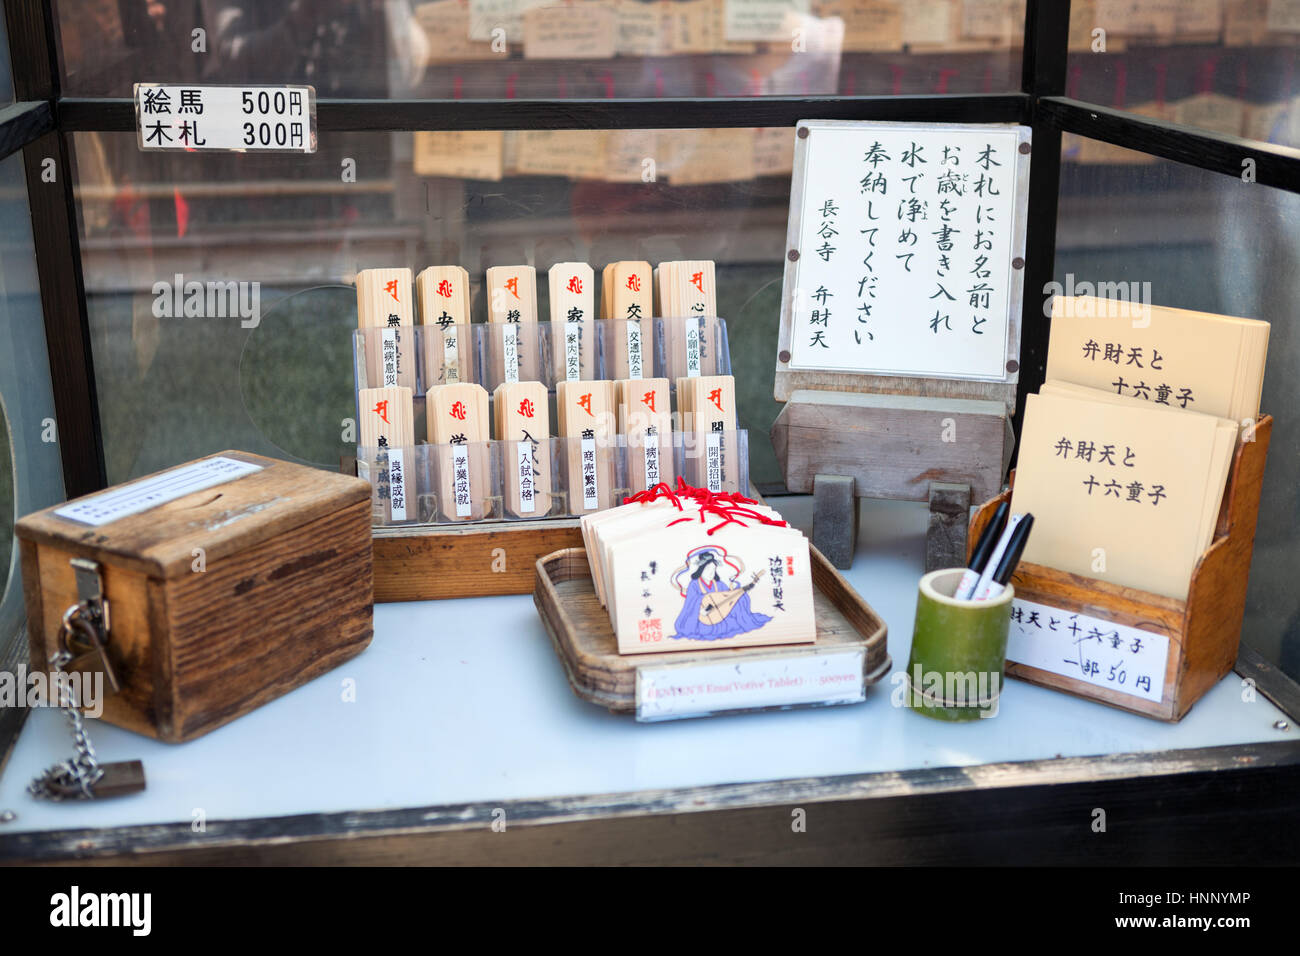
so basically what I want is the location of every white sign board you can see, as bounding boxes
[779,120,1030,383]
[1007,598,1169,704]
[135,84,317,153]
[636,648,866,721]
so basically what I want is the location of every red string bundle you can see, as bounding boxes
[622,478,787,536]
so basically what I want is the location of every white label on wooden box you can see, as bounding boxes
[628,322,644,379]
[644,429,661,487]
[388,448,409,521]
[706,431,723,492]
[1007,598,1169,703]
[503,322,520,384]
[444,328,461,384]
[135,84,316,153]
[381,328,400,387]
[452,443,472,517]
[685,324,702,376]
[55,457,263,526]
[636,648,866,720]
[565,324,582,381]
[581,435,599,509]
[516,441,537,513]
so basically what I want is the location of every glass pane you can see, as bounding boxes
[1067,2,1300,148]
[1055,137,1300,679]
[71,127,792,486]
[54,0,1026,98]
[0,152,64,646]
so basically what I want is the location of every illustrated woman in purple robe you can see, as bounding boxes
[671,548,771,641]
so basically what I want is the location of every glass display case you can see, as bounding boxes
[0,0,1298,866]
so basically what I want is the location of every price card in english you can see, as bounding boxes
[135,84,317,153]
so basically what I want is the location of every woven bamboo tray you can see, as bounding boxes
[534,545,890,717]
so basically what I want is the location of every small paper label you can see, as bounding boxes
[503,322,519,384]
[627,320,643,379]
[516,441,536,514]
[636,649,865,721]
[565,323,582,381]
[643,426,660,488]
[55,456,262,526]
[381,328,399,387]
[685,324,702,376]
[452,443,472,517]
[581,435,599,509]
[444,329,460,384]
[135,84,316,153]
[705,431,723,492]
[388,448,408,521]
[1007,598,1169,703]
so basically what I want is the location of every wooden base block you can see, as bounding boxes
[772,389,1009,505]
[926,481,970,573]
[813,474,857,569]
[372,518,584,603]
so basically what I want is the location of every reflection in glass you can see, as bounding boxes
[1056,139,1300,679]
[55,0,1026,99]
[0,152,63,644]
[71,127,797,486]
[1066,3,1300,149]
[0,402,11,601]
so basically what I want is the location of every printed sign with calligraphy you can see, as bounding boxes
[135,83,316,153]
[778,120,1030,385]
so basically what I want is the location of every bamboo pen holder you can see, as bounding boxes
[968,415,1272,721]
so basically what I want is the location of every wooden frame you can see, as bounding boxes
[6,0,1300,863]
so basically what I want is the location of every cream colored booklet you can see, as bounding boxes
[1038,380,1240,550]
[1045,294,1269,423]
[1010,390,1236,600]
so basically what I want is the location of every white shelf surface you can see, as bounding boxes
[0,497,1293,835]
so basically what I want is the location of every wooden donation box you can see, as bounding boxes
[17,452,375,743]
[772,119,1032,568]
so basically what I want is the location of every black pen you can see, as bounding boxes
[975,514,1034,601]
[954,501,1008,600]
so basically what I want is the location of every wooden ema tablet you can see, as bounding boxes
[495,381,553,518]
[617,378,673,494]
[656,260,718,380]
[684,375,738,493]
[358,386,415,522]
[557,379,616,514]
[549,262,596,382]
[486,265,541,386]
[673,260,717,379]
[427,383,491,522]
[417,265,475,387]
[604,261,654,380]
[606,506,816,655]
[356,268,416,391]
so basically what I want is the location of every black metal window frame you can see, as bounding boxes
[1,0,1300,865]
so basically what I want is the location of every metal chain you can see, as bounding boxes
[28,608,106,802]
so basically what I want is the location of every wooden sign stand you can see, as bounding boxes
[771,389,1015,570]
[772,120,1031,570]
[967,416,1272,721]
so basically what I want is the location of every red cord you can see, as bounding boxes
[627,478,787,536]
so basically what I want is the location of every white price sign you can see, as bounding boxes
[1007,598,1169,703]
[135,84,317,153]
